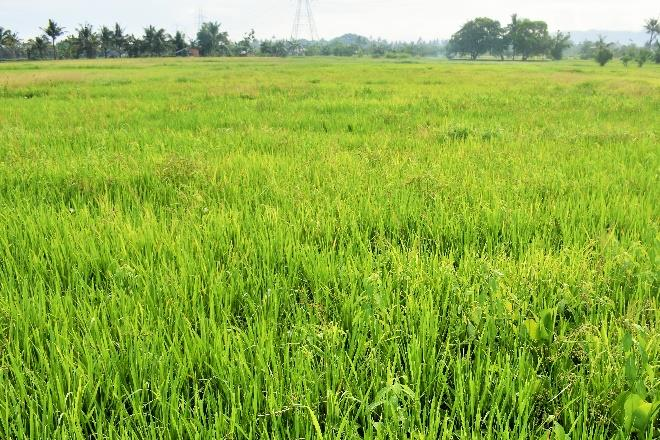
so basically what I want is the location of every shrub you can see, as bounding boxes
[595,47,613,66]
[636,48,651,67]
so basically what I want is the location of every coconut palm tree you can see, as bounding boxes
[29,36,49,59]
[644,18,660,46]
[0,27,19,48]
[113,23,126,56]
[171,31,188,55]
[42,19,65,59]
[0,27,20,59]
[74,24,99,58]
[196,22,229,56]
[143,26,168,56]
[99,26,114,57]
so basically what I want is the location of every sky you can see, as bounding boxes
[3,0,658,42]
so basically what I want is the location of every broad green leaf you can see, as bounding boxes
[539,308,555,343]
[622,332,633,352]
[524,319,539,342]
[553,423,570,440]
[622,393,654,432]
[624,356,638,385]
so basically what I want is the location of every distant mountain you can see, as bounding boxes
[568,30,648,45]
[331,34,371,46]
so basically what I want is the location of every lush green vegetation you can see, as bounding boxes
[1,21,446,61]
[3,16,659,63]
[0,58,658,439]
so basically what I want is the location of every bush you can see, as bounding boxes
[595,47,613,66]
[621,53,632,67]
[636,49,651,67]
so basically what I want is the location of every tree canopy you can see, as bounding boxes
[511,18,550,60]
[143,26,168,57]
[0,27,19,49]
[594,37,614,66]
[196,22,229,56]
[42,19,65,59]
[447,15,565,61]
[644,18,659,46]
[448,18,503,60]
[549,31,572,60]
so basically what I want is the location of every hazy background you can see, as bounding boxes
[3,0,658,42]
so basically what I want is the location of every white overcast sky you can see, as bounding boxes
[3,0,658,41]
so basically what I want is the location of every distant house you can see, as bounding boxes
[175,48,200,57]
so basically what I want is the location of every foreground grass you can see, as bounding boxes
[0,57,659,439]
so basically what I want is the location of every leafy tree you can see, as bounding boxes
[319,34,366,56]
[113,23,126,56]
[576,40,596,60]
[99,26,114,57]
[56,35,78,59]
[506,14,521,59]
[235,29,256,56]
[549,31,571,60]
[260,39,289,57]
[636,48,652,67]
[143,26,168,56]
[171,31,188,55]
[644,18,659,46]
[74,24,99,58]
[594,37,613,66]
[28,36,49,59]
[124,35,142,58]
[621,54,632,67]
[448,17,503,60]
[42,19,65,59]
[490,27,509,60]
[369,39,389,57]
[509,17,550,60]
[0,27,19,49]
[621,47,635,66]
[35,36,49,58]
[196,22,229,56]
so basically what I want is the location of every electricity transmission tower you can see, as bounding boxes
[196,8,206,34]
[291,0,319,41]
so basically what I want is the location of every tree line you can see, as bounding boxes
[1,20,254,59]
[0,20,445,60]
[573,31,660,67]
[447,15,660,66]
[1,16,659,64]
[447,15,571,60]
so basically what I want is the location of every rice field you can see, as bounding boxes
[0,57,659,439]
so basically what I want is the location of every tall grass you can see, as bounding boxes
[0,57,658,439]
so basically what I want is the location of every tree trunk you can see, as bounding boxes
[52,40,56,60]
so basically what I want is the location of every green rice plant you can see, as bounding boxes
[0,57,658,439]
